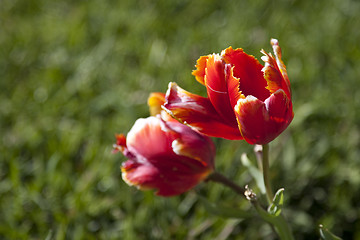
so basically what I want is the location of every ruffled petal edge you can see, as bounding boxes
[164,82,243,140]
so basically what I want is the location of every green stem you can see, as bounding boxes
[259,144,294,240]
[207,171,245,197]
[262,144,274,203]
[253,201,295,240]
[207,171,295,240]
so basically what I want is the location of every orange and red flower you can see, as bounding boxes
[163,39,293,144]
[113,115,215,197]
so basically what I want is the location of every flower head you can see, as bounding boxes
[114,116,215,197]
[164,39,293,144]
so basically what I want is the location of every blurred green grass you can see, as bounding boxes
[1,0,360,239]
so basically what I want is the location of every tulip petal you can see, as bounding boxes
[126,117,173,161]
[147,92,175,121]
[225,64,244,109]
[222,47,270,101]
[234,96,269,144]
[121,160,159,189]
[264,89,294,134]
[113,134,136,159]
[121,157,211,196]
[168,121,215,169]
[235,90,293,144]
[192,56,208,85]
[204,54,239,126]
[164,82,243,140]
[271,39,291,93]
[148,92,166,116]
[114,134,126,150]
[261,40,291,98]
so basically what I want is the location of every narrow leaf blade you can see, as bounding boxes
[268,188,284,216]
[241,153,266,194]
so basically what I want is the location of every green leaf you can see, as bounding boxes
[319,225,342,240]
[241,153,266,194]
[198,195,253,219]
[268,188,284,216]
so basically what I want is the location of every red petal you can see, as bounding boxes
[264,89,293,135]
[164,82,243,140]
[204,54,238,126]
[261,39,291,99]
[234,90,293,144]
[126,117,173,160]
[234,96,269,144]
[115,134,126,148]
[121,160,159,189]
[168,121,215,170]
[271,39,291,94]
[113,134,132,156]
[222,47,270,101]
[225,64,244,109]
[121,157,212,197]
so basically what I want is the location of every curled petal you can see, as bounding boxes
[235,96,269,144]
[115,134,126,149]
[192,56,209,85]
[235,90,293,144]
[222,47,269,101]
[121,160,159,190]
[271,39,291,93]
[147,92,175,121]
[261,39,291,98]
[168,120,215,169]
[264,89,294,135]
[113,134,135,159]
[164,82,243,140]
[204,54,238,126]
[225,64,244,109]
[126,117,173,161]
[121,157,212,196]
[148,92,166,116]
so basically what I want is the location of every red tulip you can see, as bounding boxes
[113,116,215,197]
[164,39,293,144]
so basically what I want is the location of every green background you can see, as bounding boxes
[1,0,359,239]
